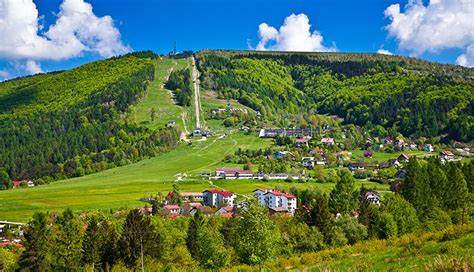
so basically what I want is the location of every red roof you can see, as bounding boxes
[12,181,23,187]
[266,190,296,199]
[295,139,308,143]
[188,202,202,207]
[164,205,180,210]
[218,212,233,217]
[205,189,234,197]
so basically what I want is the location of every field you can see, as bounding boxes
[0,132,389,222]
[129,57,192,132]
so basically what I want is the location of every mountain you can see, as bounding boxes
[196,50,474,141]
[0,52,179,182]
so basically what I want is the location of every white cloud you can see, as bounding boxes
[456,44,474,67]
[384,0,474,67]
[256,13,336,52]
[0,0,130,75]
[377,49,393,55]
[0,69,9,79]
[25,60,43,74]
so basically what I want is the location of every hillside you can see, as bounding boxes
[196,50,474,142]
[0,52,180,182]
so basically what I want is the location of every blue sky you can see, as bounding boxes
[0,0,472,80]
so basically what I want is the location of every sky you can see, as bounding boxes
[0,0,473,80]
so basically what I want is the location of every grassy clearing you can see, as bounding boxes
[349,149,432,162]
[129,57,191,132]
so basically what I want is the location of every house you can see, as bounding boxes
[408,142,417,149]
[27,181,35,187]
[179,192,204,202]
[423,144,434,152]
[215,168,253,180]
[321,138,335,146]
[273,151,289,159]
[189,205,213,217]
[210,108,226,115]
[389,159,402,168]
[182,202,203,215]
[395,139,405,148]
[397,154,411,163]
[347,162,366,171]
[394,169,407,180]
[193,128,202,137]
[365,191,381,205]
[268,207,290,215]
[364,150,373,158]
[295,139,309,148]
[302,157,315,168]
[12,181,23,188]
[310,147,323,155]
[216,206,234,217]
[384,137,393,145]
[167,120,176,127]
[139,207,153,215]
[163,205,181,215]
[440,151,455,162]
[203,190,236,207]
[254,189,297,214]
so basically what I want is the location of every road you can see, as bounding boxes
[191,57,201,129]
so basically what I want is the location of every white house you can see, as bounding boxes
[254,189,297,214]
[321,138,335,146]
[348,162,366,171]
[203,189,236,207]
[163,205,181,215]
[215,168,253,180]
[302,157,315,168]
[365,191,381,205]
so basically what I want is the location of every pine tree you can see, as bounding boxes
[0,168,11,190]
[51,209,83,270]
[401,158,437,220]
[119,209,157,269]
[329,171,358,215]
[427,159,448,207]
[82,215,102,269]
[18,212,52,271]
[445,164,469,214]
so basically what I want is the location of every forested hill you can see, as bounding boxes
[0,52,179,183]
[196,50,474,142]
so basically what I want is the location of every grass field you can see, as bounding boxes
[0,132,388,222]
[129,57,192,133]
[350,149,432,162]
[304,230,474,271]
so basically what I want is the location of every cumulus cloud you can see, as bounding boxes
[25,60,43,74]
[256,13,336,52]
[377,49,393,55]
[384,0,474,67]
[0,0,130,74]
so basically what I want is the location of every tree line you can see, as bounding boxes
[9,159,472,270]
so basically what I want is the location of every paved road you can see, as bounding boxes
[191,57,201,129]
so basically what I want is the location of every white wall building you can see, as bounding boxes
[203,189,236,207]
[253,189,297,214]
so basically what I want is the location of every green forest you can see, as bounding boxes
[196,50,474,141]
[0,52,180,184]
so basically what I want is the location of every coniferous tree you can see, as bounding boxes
[401,158,437,220]
[18,212,52,271]
[119,209,157,269]
[82,215,102,270]
[0,169,11,190]
[381,194,419,234]
[51,209,83,270]
[445,164,469,222]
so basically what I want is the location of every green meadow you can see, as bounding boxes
[0,132,388,222]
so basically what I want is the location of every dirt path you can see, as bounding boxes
[191,57,202,129]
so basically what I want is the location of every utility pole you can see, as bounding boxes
[173,41,177,55]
